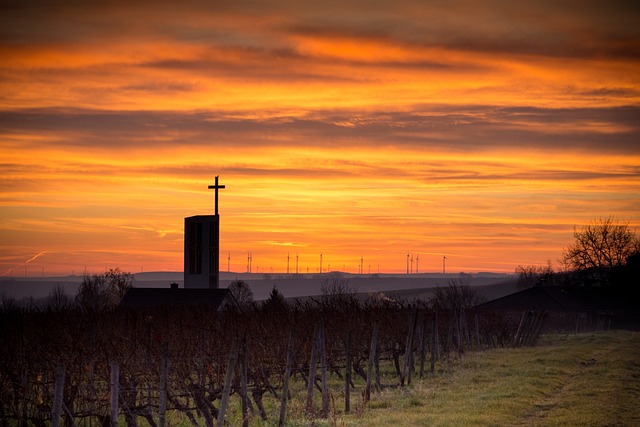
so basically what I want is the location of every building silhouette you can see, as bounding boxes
[120,283,237,310]
[184,176,224,289]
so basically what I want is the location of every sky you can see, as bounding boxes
[1,0,639,277]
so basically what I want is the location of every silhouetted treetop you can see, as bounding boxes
[76,268,133,312]
[562,216,640,286]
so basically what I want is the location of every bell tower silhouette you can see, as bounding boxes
[184,176,225,289]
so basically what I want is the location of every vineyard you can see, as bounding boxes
[1,293,539,427]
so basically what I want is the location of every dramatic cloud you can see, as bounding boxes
[0,0,638,275]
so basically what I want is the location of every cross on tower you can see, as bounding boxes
[208,176,226,216]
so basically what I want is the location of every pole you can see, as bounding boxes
[319,321,329,418]
[110,362,119,427]
[279,331,296,426]
[364,323,379,404]
[217,339,239,427]
[52,365,65,427]
[306,323,320,415]
[241,337,249,427]
[344,331,352,413]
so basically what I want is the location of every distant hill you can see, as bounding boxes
[0,271,517,303]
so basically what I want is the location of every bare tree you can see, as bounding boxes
[320,272,355,304]
[46,284,72,311]
[431,275,484,311]
[561,216,640,285]
[76,268,133,311]
[515,262,555,288]
[228,280,254,307]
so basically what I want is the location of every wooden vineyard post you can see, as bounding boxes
[418,312,427,379]
[110,362,119,427]
[18,340,26,427]
[430,309,439,373]
[52,365,65,427]
[217,338,239,427]
[159,343,169,427]
[401,307,417,386]
[375,340,381,392]
[447,311,455,352]
[319,321,329,418]
[454,309,464,355]
[521,311,535,346]
[344,330,352,414]
[241,336,249,427]
[460,308,471,348]
[279,331,296,426]
[530,311,548,346]
[305,323,320,416]
[513,311,529,347]
[474,311,482,351]
[364,323,379,404]
[524,311,537,346]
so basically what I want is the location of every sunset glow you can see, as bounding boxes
[1,0,639,276]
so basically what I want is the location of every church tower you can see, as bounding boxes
[184,177,224,289]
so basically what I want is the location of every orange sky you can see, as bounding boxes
[1,0,639,276]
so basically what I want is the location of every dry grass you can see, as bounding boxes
[173,330,640,426]
[351,331,640,426]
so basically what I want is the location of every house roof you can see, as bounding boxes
[120,287,237,309]
[475,286,614,312]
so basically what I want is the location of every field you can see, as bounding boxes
[221,330,640,426]
[2,299,637,427]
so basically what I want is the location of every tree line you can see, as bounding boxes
[516,216,639,291]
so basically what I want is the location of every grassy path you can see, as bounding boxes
[348,331,640,426]
[512,333,637,426]
[206,331,639,426]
